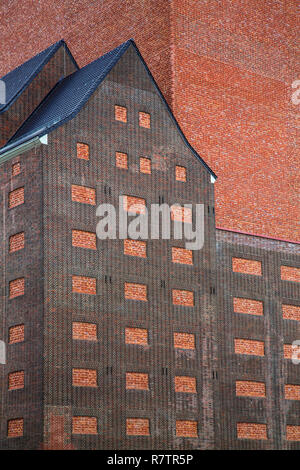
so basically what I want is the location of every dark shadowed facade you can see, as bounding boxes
[0,40,299,450]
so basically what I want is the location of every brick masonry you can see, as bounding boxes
[8,187,24,209]
[126,418,150,436]
[234,338,265,357]
[232,257,262,276]
[72,275,96,295]
[72,417,97,435]
[71,185,96,205]
[281,266,300,282]
[72,369,97,387]
[237,423,267,440]
[174,332,195,350]
[233,297,263,316]
[124,239,147,258]
[282,304,300,322]
[72,322,97,341]
[176,420,198,437]
[172,289,194,307]
[9,232,25,253]
[116,152,128,170]
[175,376,197,393]
[7,419,24,438]
[76,143,89,160]
[172,247,193,265]
[126,372,149,390]
[125,328,148,346]
[8,325,25,344]
[9,278,25,299]
[124,282,147,301]
[8,371,24,390]
[285,385,300,401]
[235,381,266,398]
[72,230,96,250]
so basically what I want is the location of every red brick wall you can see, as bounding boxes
[281,266,300,282]
[115,105,127,123]
[72,230,96,250]
[176,420,198,437]
[7,418,24,438]
[138,112,151,129]
[126,418,150,436]
[124,239,147,258]
[9,324,25,344]
[233,297,263,316]
[232,258,262,275]
[9,278,25,299]
[76,142,89,160]
[173,332,195,350]
[286,426,300,441]
[8,371,24,390]
[116,152,128,169]
[285,384,300,400]
[72,275,96,295]
[125,327,148,345]
[123,195,146,214]
[172,289,194,306]
[282,304,300,322]
[175,376,197,393]
[125,282,147,301]
[284,344,293,360]
[72,368,97,387]
[139,157,151,174]
[8,187,24,208]
[237,423,267,440]
[9,232,25,253]
[12,162,21,176]
[234,338,265,356]
[72,416,97,435]
[126,372,149,390]
[172,247,193,265]
[72,322,97,341]
[71,185,96,205]
[175,165,187,182]
[236,381,266,398]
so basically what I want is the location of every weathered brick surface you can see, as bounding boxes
[125,328,148,346]
[175,376,197,393]
[76,142,89,160]
[8,325,25,344]
[7,419,23,438]
[125,282,147,301]
[8,371,24,390]
[138,111,150,129]
[284,344,293,360]
[286,426,300,441]
[124,239,146,258]
[282,304,300,322]
[172,289,194,307]
[171,205,192,223]
[72,369,97,387]
[72,322,97,341]
[281,266,300,282]
[234,339,264,356]
[172,247,193,265]
[72,230,96,250]
[9,232,25,253]
[72,417,97,435]
[235,381,266,398]
[115,105,127,122]
[237,423,267,440]
[8,187,24,208]
[285,385,300,401]
[9,278,25,299]
[71,185,95,205]
[126,418,150,436]
[139,157,151,174]
[115,151,128,169]
[176,420,198,437]
[232,257,262,275]
[174,332,195,350]
[11,162,21,176]
[175,165,186,182]
[233,297,263,316]
[72,275,96,295]
[126,372,149,390]
[123,195,146,214]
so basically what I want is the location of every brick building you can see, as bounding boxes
[0,3,299,451]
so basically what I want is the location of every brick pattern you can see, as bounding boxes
[7,418,23,438]
[124,239,146,258]
[72,417,97,435]
[72,275,96,295]
[140,157,151,174]
[71,185,96,205]
[172,289,194,307]
[175,376,197,393]
[125,282,147,301]
[175,165,187,182]
[284,344,293,360]
[9,324,25,344]
[123,195,146,214]
[126,372,149,390]
[286,426,300,441]
[72,322,97,341]
[125,327,148,345]
[72,368,97,387]
[234,339,265,356]
[72,230,96,250]
[115,105,127,123]
[232,257,262,276]
[9,278,25,299]
[233,297,263,316]
[174,332,195,350]
[12,162,21,176]
[281,266,300,282]
[171,205,192,223]
[172,247,193,265]
[285,384,300,400]
[8,371,24,390]
[126,418,150,436]
[8,187,24,208]
[76,142,89,160]
[235,381,266,397]
[176,420,198,437]
[282,304,300,322]
[138,111,150,128]
[9,232,25,253]
[237,423,267,440]
[115,151,128,169]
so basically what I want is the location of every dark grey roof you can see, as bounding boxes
[0,39,216,179]
[0,40,78,114]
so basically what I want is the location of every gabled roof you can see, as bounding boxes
[0,39,78,114]
[0,39,216,179]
